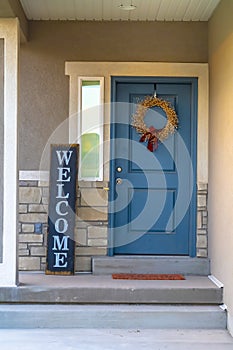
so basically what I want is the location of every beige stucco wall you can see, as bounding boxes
[0,39,4,261]
[208,0,233,335]
[19,20,208,170]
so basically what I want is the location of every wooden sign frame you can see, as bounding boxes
[46,144,79,275]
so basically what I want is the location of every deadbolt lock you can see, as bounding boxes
[116,178,123,185]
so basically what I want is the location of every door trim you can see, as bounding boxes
[109,76,198,257]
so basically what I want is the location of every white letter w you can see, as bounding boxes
[56,150,73,166]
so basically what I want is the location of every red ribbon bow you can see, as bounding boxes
[139,126,159,152]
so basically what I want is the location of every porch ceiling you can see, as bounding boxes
[19,0,220,21]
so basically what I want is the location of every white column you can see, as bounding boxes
[0,19,19,286]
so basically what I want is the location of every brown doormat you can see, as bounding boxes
[112,273,185,280]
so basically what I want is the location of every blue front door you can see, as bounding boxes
[110,77,197,256]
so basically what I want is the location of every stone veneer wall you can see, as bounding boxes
[196,183,208,258]
[19,179,108,271]
[19,180,48,271]
[18,179,208,271]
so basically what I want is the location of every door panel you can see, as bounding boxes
[110,78,197,256]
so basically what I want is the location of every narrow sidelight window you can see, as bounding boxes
[78,77,104,181]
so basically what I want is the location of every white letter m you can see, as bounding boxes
[52,235,69,251]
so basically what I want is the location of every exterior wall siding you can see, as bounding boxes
[19,179,208,271]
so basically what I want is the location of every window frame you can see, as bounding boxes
[77,76,104,181]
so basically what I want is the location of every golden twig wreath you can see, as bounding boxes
[132,96,178,152]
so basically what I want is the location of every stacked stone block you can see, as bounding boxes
[196,183,208,257]
[19,180,48,271]
[75,181,108,272]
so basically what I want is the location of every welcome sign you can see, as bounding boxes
[46,144,79,275]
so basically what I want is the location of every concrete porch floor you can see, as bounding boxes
[0,271,221,304]
[19,271,217,289]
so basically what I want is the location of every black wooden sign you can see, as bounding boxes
[46,144,79,275]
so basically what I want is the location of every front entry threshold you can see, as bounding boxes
[92,256,210,276]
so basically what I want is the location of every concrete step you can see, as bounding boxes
[0,273,223,304]
[92,256,210,275]
[1,329,233,350]
[0,304,227,329]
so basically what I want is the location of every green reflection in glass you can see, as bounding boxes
[81,133,99,178]
[82,80,100,87]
